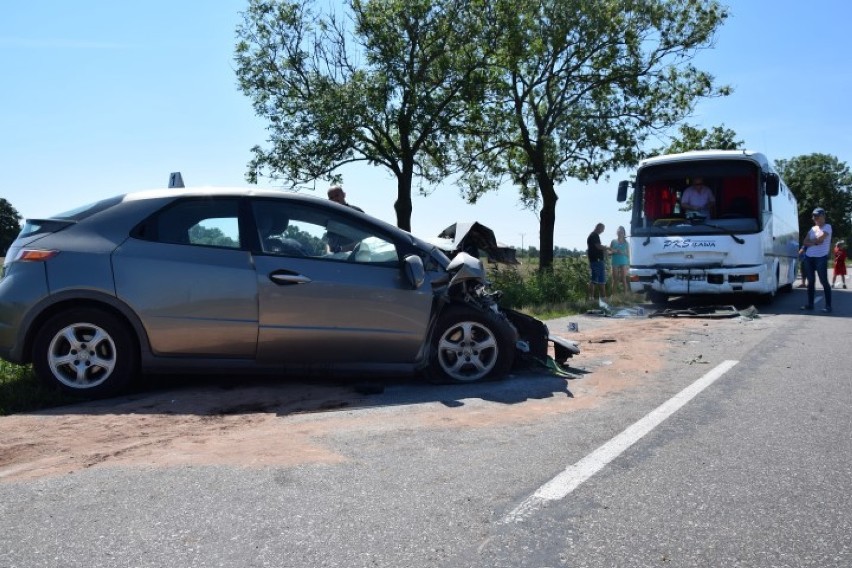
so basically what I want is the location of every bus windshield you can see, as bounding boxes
[631,160,763,236]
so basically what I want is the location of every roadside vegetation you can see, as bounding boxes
[0,360,83,416]
[487,257,645,318]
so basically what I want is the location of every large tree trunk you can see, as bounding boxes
[394,168,414,232]
[538,175,558,271]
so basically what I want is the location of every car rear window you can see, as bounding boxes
[51,195,125,221]
[18,195,125,238]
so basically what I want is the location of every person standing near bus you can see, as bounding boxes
[610,226,630,294]
[587,223,612,302]
[801,207,832,313]
[832,240,847,289]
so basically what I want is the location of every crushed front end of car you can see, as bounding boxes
[424,252,579,382]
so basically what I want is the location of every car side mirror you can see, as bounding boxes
[765,172,780,196]
[403,254,425,289]
[617,180,630,202]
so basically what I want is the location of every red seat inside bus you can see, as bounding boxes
[643,183,678,220]
[643,176,757,221]
[719,175,757,217]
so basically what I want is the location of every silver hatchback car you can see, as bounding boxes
[0,187,577,397]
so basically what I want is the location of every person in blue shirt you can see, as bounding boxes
[609,226,630,294]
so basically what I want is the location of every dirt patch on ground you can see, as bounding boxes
[0,316,713,482]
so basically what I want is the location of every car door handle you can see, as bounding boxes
[269,270,312,285]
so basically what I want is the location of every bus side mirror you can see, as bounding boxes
[617,180,630,202]
[765,173,780,196]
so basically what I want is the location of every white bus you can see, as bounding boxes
[616,150,800,304]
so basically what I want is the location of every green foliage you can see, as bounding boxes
[0,198,22,255]
[234,0,493,231]
[285,226,326,255]
[454,0,730,270]
[488,257,644,317]
[235,0,729,251]
[189,225,239,247]
[775,153,852,244]
[0,361,82,416]
[553,246,584,258]
[489,257,590,309]
[651,123,743,155]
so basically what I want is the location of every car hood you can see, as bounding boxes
[431,222,518,264]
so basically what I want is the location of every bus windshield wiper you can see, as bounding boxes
[689,219,745,244]
[642,220,744,245]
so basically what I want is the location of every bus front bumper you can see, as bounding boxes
[629,265,771,295]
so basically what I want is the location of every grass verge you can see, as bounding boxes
[0,361,82,416]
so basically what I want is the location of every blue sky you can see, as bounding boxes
[2,1,851,251]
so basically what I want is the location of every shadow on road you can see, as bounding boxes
[26,367,576,418]
[641,286,848,317]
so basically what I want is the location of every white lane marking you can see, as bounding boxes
[502,359,739,524]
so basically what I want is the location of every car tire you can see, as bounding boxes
[427,306,515,383]
[32,308,138,398]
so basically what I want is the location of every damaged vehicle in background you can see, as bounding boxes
[0,187,578,398]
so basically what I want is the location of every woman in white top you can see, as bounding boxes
[801,207,832,312]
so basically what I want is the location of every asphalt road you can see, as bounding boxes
[1,285,850,568]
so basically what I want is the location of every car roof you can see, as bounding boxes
[121,186,325,204]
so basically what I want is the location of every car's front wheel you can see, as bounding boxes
[32,308,138,398]
[428,307,515,383]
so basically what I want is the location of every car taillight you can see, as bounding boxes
[16,249,59,262]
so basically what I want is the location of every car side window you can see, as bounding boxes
[251,200,399,265]
[134,198,241,249]
[188,217,240,248]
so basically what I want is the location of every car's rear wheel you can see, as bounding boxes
[32,308,138,398]
[428,307,515,383]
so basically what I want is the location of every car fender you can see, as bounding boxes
[13,289,153,365]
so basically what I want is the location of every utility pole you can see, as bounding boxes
[519,233,525,258]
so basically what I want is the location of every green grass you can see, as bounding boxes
[487,257,645,313]
[0,361,83,416]
[521,290,647,320]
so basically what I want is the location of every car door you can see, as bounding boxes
[113,197,259,358]
[250,199,433,365]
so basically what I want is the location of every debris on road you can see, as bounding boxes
[648,305,759,320]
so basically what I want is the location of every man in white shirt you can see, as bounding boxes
[680,177,716,217]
